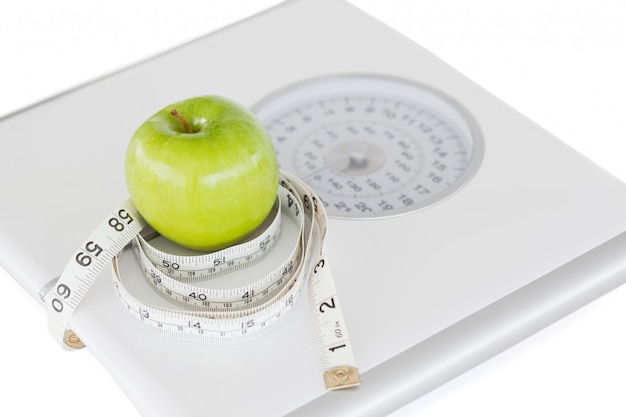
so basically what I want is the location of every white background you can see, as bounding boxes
[1,0,625,415]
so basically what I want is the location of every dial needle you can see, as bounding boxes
[302,154,351,180]
[302,143,371,180]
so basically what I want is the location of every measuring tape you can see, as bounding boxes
[42,171,360,390]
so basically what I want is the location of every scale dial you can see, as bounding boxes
[253,74,483,219]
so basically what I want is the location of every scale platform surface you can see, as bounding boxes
[1,0,626,415]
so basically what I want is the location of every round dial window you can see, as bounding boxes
[253,74,483,219]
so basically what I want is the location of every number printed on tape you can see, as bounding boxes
[43,172,360,390]
[45,201,147,349]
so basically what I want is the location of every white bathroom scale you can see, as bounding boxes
[1,0,626,415]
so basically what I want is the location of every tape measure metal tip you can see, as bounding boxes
[324,366,361,390]
[63,330,86,349]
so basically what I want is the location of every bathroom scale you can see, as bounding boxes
[1,0,626,415]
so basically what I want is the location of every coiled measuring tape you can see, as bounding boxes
[42,171,360,390]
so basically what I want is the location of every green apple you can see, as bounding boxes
[125,96,279,252]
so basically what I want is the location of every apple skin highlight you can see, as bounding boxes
[125,95,279,252]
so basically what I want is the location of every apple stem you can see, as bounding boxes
[171,109,193,133]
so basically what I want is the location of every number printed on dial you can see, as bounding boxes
[254,74,483,219]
